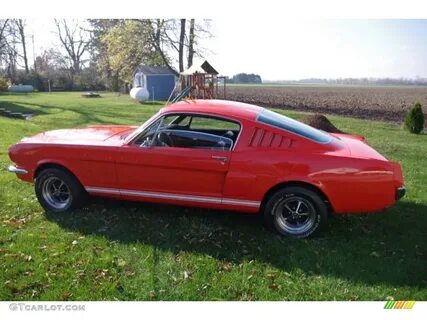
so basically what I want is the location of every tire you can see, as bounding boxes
[263,186,328,239]
[35,168,87,213]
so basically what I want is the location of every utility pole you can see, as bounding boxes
[31,34,36,72]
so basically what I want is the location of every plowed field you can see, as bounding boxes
[221,85,427,123]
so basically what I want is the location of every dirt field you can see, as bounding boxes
[220,85,427,123]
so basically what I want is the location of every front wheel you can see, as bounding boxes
[35,168,87,213]
[263,186,328,238]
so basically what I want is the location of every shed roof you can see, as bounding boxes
[180,60,219,75]
[135,65,175,75]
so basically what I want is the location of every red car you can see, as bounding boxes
[8,100,405,238]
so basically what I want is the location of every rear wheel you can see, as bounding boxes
[263,186,328,238]
[35,168,87,213]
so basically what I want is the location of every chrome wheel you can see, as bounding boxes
[273,196,316,235]
[41,176,72,210]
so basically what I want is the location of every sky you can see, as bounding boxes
[25,19,427,81]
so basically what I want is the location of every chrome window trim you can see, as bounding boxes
[129,111,244,152]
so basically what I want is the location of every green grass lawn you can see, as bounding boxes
[0,92,426,301]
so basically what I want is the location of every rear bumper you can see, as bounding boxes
[7,165,28,175]
[395,186,406,200]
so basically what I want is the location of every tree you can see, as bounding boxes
[178,19,186,72]
[187,19,195,68]
[0,19,9,62]
[101,20,162,85]
[232,73,262,84]
[54,19,89,74]
[0,19,18,79]
[87,19,124,91]
[87,19,213,90]
[146,19,212,75]
[34,48,71,90]
[14,19,29,73]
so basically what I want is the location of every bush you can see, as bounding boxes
[0,76,8,92]
[404,102,425,134]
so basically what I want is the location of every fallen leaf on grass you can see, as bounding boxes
[60,291,72,300]
[266,273,275,280]
[124,267,135,277]
[218,261,232,272]
[268,284,280,290]
[116,258,127,267]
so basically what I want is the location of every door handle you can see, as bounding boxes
[212,155,228,163]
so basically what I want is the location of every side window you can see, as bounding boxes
[163,130,234,150]
[134,114,241,150]
[160,114,191,130]
[190,116,240,131]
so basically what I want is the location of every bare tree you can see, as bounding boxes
[14,19,29,73]
[146,19,179,76]
[0,19,10,63]
[187,19,195,68]
[0,19,20,81]
[146,19,212,75]
[178,19,186,72]
[54,19,89,74]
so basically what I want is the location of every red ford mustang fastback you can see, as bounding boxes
[8,100,405,238]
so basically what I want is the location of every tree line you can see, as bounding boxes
[267,77,427,86]
[0,19,211,92]
[225,73,262,84]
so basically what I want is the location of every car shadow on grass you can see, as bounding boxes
[44,199,427,289]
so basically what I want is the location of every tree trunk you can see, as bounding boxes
[16,20,29,73]
[112,72,120,92]
[178,19,186,73]
[187,19,195,68]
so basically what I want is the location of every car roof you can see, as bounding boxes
[160,99,263,121]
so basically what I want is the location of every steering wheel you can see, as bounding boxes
[156,131,174,147]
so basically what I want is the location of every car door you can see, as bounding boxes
[114,113,241,202]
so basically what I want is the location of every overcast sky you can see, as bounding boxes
[25,19,427,81]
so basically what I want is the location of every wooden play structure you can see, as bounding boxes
[168,60,226,104]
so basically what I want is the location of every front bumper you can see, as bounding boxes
[7,165,28,175]
[395,186,406,200]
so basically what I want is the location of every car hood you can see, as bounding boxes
[331,133,387,160]
[19,125,137,146]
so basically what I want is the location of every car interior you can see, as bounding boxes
[134,114,241,151]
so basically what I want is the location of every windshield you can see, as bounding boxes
[124,111,161,144]
[257,109,332,144]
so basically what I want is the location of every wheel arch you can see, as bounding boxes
[260,180,334,214]
[34,162,83,186]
